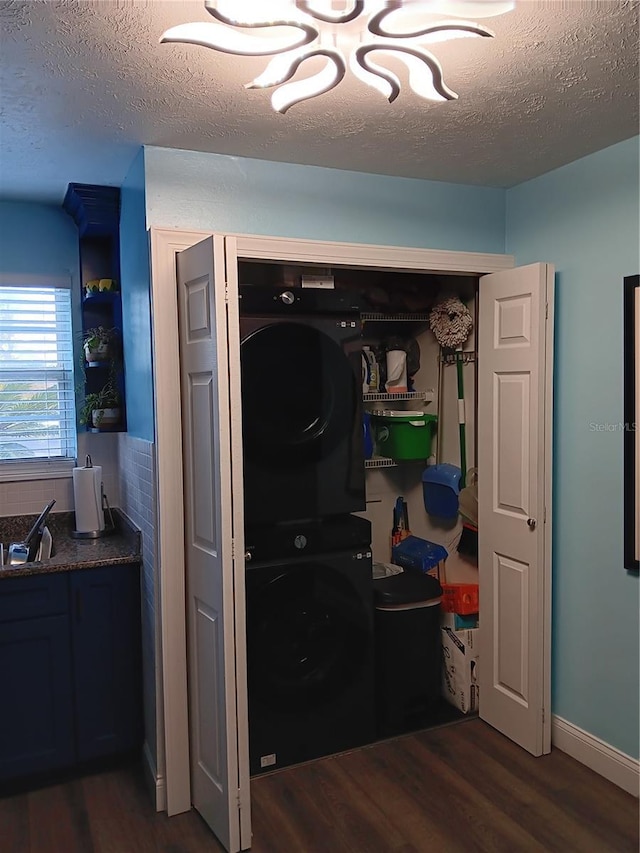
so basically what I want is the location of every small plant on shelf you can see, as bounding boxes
[83,326,120,366]
[79,378,122,430]
[83,278,119,298]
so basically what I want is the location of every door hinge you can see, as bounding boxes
[237,789,242,809]
[231,538,235,558]
[543,506,547,523]
[541,708,545,726]
[224,282,230,303]
[545,302,549,319]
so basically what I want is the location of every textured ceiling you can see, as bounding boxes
[0,0,638,204]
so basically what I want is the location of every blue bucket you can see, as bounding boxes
[422,463,461,519]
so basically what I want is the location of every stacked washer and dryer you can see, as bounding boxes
[239,285,375,775]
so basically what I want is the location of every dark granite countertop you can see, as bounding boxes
[0,510,141,579]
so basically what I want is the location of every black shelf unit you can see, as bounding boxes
[63,184,126,432]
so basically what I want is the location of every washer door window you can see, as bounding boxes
[247,563,369,712]
[241,322,357,466]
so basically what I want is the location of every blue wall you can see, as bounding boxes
[144,147,506,254]
[506,137,640,758]
[143,142,639,760]
[0,202,79,281]
[120,150,154,441]
[0,201,82,440]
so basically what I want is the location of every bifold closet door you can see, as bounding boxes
[478,262,554,757]
[176,235,251,853]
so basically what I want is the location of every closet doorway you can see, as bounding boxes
[150,229,554,853]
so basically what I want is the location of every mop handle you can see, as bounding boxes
[456,354,467,490]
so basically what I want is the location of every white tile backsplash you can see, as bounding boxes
[118,433,160,778]
[0,477,71,517]
[0,431,121,518]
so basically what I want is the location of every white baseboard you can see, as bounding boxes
[142,740,167,812]
[552,716,639,797]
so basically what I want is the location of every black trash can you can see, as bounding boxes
[373,571,442,737]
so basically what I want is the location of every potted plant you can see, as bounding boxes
[79,378,122,429]
[83,326,120,366]
[83,278,118,298]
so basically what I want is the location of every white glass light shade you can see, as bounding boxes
[271,56,346,113]
[160,0,514,111]
[161,21,317,56]
[207,0,309,26]
[247,47,346,113]
[349,50,398,101]
[355,44,458,103]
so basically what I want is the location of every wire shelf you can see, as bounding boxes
[365,457,397,469]
[363,389,434,403]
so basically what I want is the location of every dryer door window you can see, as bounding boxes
[241,322,358,466]
[247,562,370,711]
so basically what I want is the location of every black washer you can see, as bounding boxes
[246,542,374,775]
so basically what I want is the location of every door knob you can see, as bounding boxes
[244,550,252,562]
[527,518,536,530]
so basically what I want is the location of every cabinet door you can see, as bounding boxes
[70,565,142,761]
[0,614,75,782]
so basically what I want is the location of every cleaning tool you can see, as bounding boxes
[454,350,468,489]
[423,343,460,517]
[423,297,473,515]
[428,296,473,350]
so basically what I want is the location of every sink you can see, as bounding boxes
[1,525,53,567]
[8,542,30,565]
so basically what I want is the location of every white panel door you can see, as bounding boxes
[478,262,554,756]
[176,236,250,852]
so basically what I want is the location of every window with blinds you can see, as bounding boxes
[0,285,77,462]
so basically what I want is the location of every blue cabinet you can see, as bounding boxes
[0,565,141,785]
[0,613,75,782]
[71,566,142,761]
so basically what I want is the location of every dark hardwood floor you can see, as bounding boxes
[1,719,637,853]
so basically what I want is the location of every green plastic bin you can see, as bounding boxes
[371,411,437,461]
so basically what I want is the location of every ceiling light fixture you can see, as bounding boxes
[161,1,514,114]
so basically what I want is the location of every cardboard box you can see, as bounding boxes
[441,627,480,714]
[441,611,479,632]
[441,582,479,614]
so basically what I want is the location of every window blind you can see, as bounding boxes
[0,285,77,461]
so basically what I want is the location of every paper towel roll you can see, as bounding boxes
[73,464,105,533]
[385,349,408,393]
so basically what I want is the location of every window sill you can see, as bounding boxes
[0,459,76,483]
